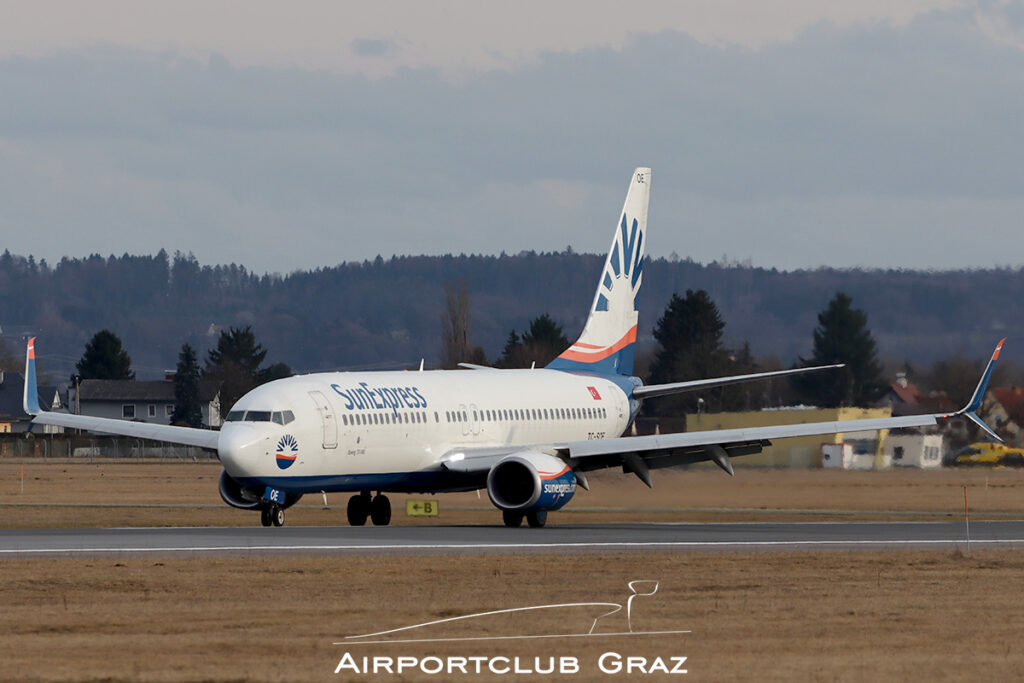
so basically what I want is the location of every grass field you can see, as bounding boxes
[3,459,1024,528]
[2,460,1024,681]
[4,550,1024,681]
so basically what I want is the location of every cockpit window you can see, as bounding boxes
[282,410,295,425]
[271,412,284,425]
[225,410,245,422]
[244,411,272,422]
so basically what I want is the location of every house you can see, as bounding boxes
[71,379,222,428]
[879,373,955,416]
[982,387,1024,446]
[0,370,64,433]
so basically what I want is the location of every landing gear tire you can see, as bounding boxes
[526,511,547,528]
[347,493,370,526]
[370,494,392,526]
[502,510,524,528]
[260,508,273,527]
[270,505,285,527]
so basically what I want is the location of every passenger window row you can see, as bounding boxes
[341,411,430,427]
[444,406,607,423]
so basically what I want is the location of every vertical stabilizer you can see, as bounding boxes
[23,337,40,415]
[548,168,650,376]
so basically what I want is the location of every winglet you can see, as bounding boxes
[23,337,41,415]
[942,337,1005,442]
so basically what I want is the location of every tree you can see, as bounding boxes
[257,362,294,385]
[497,314,569,368]
[76,330,135,380]
[440,279,473,369]
[0,336,21,374]
[719,341,762,412]
[792,292,885,407]
[204,326,268,412]
[171,343,203,427]
[646,290,730,415]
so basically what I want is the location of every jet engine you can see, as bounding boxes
[218,470,302,510]
[486,452,577,512]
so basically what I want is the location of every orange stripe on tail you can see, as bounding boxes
[556,326,637,363]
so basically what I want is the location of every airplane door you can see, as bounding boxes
[459,403,468,437]
[470,403,480,436]
[308,390,338,449]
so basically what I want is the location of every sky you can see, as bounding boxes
[2,0,1023,273]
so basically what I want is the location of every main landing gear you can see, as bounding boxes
[502,510,547,528]
[260,505,285,527]
[347,491,392,526]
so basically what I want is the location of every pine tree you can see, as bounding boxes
[497,314,569,368]
[76,330,135,380]
[171,343,203,427]
[203,326,268,412]
[793,292,885,407]
[646,290,730,415]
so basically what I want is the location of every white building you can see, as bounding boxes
[885,434,944,469]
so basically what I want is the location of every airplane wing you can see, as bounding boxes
[443,339,1005,485]
[22,338,220,450]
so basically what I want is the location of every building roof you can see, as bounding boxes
[78,379,219,403]
[882,378,956,416]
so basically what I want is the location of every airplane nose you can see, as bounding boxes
[217,425,266,475]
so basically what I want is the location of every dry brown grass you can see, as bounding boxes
[3,550,1024,681]
[3,461,1024,680]
[2,460,1023,528]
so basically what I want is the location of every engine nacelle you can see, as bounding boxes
[486,452,577,512]
[218,470,302,510]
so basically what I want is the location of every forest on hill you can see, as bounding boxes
[0,248,1020,382]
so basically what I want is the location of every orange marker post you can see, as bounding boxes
[964,486,971,556]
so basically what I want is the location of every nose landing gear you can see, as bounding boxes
[260,505,285,527]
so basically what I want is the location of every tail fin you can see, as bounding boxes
[23,337,40,415]
[548,168,650,376]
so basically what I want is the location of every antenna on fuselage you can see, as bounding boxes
[419,359,424,372]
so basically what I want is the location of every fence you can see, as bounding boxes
[0,435,218,460]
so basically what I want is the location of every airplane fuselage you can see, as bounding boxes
[218,368,634,495]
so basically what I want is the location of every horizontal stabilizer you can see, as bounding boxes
[633,364,843,401]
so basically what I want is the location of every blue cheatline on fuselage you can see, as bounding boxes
[235,470,487,495]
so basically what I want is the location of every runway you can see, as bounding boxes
[3,520,1024,556]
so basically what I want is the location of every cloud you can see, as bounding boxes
[0,8,1022,273]
[351,38,398,57]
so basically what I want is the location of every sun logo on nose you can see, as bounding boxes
[275,434,299,470]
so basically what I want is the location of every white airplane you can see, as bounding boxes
[24,168,1003,528]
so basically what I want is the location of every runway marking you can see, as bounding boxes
[3,538,1024,555]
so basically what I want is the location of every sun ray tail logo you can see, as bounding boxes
[275,434,299,469]
[596,212,643,313]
